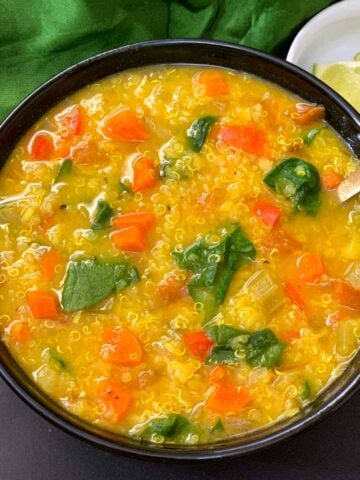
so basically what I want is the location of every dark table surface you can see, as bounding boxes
[1,376,359,480]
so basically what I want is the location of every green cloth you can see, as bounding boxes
[0,0,334,121]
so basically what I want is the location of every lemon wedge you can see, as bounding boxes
[313,62,360,112]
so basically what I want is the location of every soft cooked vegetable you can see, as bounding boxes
[26,291,59,319]
[8,322,31,343]
[28,132,54,160]
[244,270,283,313]
[184,331,214,360]
[263,157,321,215]
[132,155,156,192]
[205,325,286,368]
[157,273,187,303]
[209,365,226,383]
[61,259,139,311]
[112,212,155,232]
[322,170,343,190]
[111,226,147,252]
[56,105,86,138]
[207,383,252,413]
[297,252,326,282]
[54,158,73,184]
[283,282,305,310]
[217,125,266,156]
[99,380,132,421]
[187,116,216,152]
[160,155,191,180]
[40,249,61,280]
[293,103,325,125]
[103,109,149,142]
[335,319,357,356]
[172,224,256,323]
[101,326,143,366]
[197,71,229,97]
[334,281,360,310]
[91,200,113,230]
[140,414,192,441]
[303,127,322,145]
[253,200,281,227]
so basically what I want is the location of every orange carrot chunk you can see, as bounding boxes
[184,331,214,361]
[56,105,86,138]
[207,383,252,413]
[101,326,143,366]
[103,109,149,142]
[283,282,305,310]
[132,155,157,192]
[217,125,266,156]
[334,281,360,310]
[293,103,325,125]
[111,226,147,252]
[254,200,281,227]
[322,170,343,191]
[112,212,155,232]
[98,380,132,421]
[209,365,226,384]
[26,291,59,319]
[297,253,326,282]
[197,71,229,97]
[9,321,31,343]
[28,132,54,160]
[40,250,61,281]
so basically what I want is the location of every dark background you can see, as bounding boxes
[1,378,359,479]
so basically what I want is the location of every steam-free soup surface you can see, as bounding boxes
[0,66,359,444]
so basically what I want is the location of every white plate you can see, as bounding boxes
[286,0,360,72]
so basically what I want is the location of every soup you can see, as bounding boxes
[0,66,359,445]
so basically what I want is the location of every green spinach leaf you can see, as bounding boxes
[263,157,320,215]
[49,349,69,371]
[61,259,139,312]
[141,414,192,441]
[302,380,313,400]
[54,158,73,184]
[303,127,322,145]
[211,418,224,433]
[187,116,216,152]
[91,200,113,230]
[118,179,133,194]
[205,325,286,369]
[160,155,191,180]
[172,224,256,323]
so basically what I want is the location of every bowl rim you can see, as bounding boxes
[286,0,360,67]
[0,38,359,461]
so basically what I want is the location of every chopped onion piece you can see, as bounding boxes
[244,269,284,313]
[345,261,360,290]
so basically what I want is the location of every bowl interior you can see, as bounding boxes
[0,40,359,460]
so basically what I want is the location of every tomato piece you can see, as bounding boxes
[283,282,306,310]
[98,380,132,421]
[56,105,86,138]
[132,155,157,192]
[111,226,147,252]
[207,383,252,413]
[254,200,281,227]
[28,132,54,160]
[297,253,326,282]
[26,291,59,319]
[112,212,155,232]
[103,109,149,141]
[184,331,214,360]
[217,125,266,156]
[101,326,143,366]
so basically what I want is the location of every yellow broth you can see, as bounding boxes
[0,66,359,444]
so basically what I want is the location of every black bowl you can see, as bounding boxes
[0,40,359,461]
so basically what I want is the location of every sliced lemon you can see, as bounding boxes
[313,62,360,112]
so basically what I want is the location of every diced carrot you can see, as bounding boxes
[207,383,252,413]
[333,281,360,310]
[217,125,266,156]
[28,132,54,160]
[292,103,325,125]
[101,326,143,366]
[197,71,229,97]
[209,365,226,384]
[103,109,149,142]
[56,105,86,138]
[8,321,31,343]
[98,380,132,421]
[111,226,147,252]
[254,200,281,227]
[297,253,326,282]
[112,212,155,232]
[26,291,59,319]
[132,155,157,192]
[283,282,305,310]
[322,170,343,191]
[184,331,214,361]
[157,273,187,303]
[40,250,61,281]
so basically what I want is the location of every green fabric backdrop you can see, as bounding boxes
[0,0,335,121]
